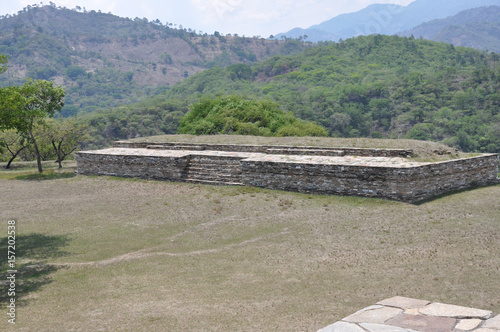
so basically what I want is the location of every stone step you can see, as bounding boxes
[185,173,241,182]
[186,171,240,178]
[186,166,242,173]
[188,159,242,166]
[185,178,244,186]
[188,164,241,169]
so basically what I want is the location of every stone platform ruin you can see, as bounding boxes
[75,140,499,203]
[318,296,500,332]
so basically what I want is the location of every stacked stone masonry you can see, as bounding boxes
[75,142,499,203]
[318,296,500,332]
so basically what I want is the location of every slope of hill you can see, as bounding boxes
[276,0,500,42]
[85,35,500,153]
[399,6,500,52]
[0,4,308,115]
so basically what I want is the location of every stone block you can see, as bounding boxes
[385,313,456,331]
[483,314,500,329]
[377,296,430,310]
[418,303,493,319]
[455,318,483,330]
[343,306,403,324]
[318,321,366,332]
[359,322,417,332]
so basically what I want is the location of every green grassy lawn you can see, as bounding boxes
[0,161,499,331]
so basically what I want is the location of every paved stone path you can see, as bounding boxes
[318,297,500,332]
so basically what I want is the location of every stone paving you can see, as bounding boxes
[78,147,426,168]
[318,297,500,332]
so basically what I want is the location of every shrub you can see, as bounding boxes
[178,95,327,137]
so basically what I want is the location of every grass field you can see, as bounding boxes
[1,160,499,331]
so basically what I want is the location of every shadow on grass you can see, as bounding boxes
[0,233,71,305]
[15,171,76,181]
[414,182,500,205]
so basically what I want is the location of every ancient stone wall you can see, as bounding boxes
[76,144,499,203]
[75,149,190,181]
[240,154,499,203]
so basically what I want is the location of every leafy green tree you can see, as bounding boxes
[39,118,90,168]
[4,80,65,173]
[65,65,87,80]
[0,55,26,133]
[0,130,30,168]
[178,95,327,137]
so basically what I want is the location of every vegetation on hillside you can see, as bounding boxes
[120,34,497,152]
[178,95,327,137]
[2,6,500,154]
[0,4,309,115]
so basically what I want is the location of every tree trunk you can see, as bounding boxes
[53,141,62,168]
[5,145,26,169]
[6,149,23,169]
[6,155,16,169]
[30,131,43,173]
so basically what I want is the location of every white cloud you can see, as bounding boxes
[190,0,243,21]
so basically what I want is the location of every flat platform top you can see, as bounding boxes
[77,148,427,168]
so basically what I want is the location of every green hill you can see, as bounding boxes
[84,34,500,153]
[0,4,308,116]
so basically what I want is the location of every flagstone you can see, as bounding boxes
[419,303,493,319]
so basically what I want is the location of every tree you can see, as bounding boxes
[65,65,87,80]
[0,130,30,169]
[178,95,327,137]
[0,85,25,132]
[1,80,65,173]
[39,118,90,168]
[0,54,7,74]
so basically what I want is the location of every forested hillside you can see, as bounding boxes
[83,35,500,153]
[0,4,308,115]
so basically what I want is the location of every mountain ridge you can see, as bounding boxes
[399,6,500,52]
[276,0,500,43]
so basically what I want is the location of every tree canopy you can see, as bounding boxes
[0,67,65,172]
[178,95,327,137]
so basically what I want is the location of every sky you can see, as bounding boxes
[0,0,416,37]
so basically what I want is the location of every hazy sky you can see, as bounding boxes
[1,0,416,36]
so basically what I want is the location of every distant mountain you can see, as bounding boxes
[277,27,336,42]
[399,6,500,52]
[0,5,308,116]
[276,0,500,42]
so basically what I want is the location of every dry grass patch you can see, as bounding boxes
[0,171,499,331]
